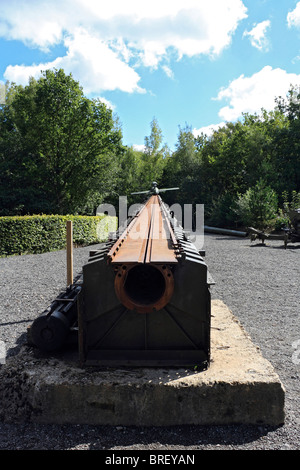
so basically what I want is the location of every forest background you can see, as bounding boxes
[1,69,300,232]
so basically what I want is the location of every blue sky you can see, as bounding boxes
[0,0,300,151]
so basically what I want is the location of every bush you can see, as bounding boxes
[274,211,289,231]
[0,214,117,256]
[282,190,300,217]
[235,179,278,232]
[205,192,240,228]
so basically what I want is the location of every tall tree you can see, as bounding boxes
[274,86,300,195]
[0,69,124,215]
[163,124,202,206]
[140,117,168,187]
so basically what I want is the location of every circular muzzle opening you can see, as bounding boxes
[115,264,174,313]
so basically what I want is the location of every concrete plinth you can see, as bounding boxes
[0,300,285,426]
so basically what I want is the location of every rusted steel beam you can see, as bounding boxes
[107,195,178,265]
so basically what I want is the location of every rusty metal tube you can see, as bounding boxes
[114,263,174,313]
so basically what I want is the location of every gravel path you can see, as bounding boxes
[0,233,299,450]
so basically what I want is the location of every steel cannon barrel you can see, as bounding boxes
[79,195,213,368]
[108,195,178,313]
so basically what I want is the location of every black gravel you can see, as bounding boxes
[0,234,299,450]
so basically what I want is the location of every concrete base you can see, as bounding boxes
[0,300,285,426]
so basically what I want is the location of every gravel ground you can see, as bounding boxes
[0,233,299,451]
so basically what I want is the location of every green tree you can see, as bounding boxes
[109,145,145,208]
[140,117,168,187]
[0,69,124,215]
[193,110,289,226]
[163,124,202,206]
[273,86,300,195]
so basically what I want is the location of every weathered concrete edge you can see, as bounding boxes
[0,300,285,426]
[26,376,285,426]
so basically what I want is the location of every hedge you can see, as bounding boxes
[0,214,118,256]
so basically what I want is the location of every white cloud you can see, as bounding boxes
[63,29,145,94]
[132,144,146,152]
[215,66,300,121]
[127,1,248,63]
[162,65,174,79]
[0,0,65,51]
[97,97,115,111]
[193,122,226,138]
[243,20,271,51]
[1,0,248,93]
[4,29,145,95]
[287,2,300,28]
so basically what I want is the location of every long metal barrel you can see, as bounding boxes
[107,195,178,313]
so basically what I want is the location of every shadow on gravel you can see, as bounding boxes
[209,236,247,241]
[249,243,300,250]
[210,235,300,250]
[0,318,34,327]
[69,423,282,450]
[6,332,28,358]
[0,421,283,450]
